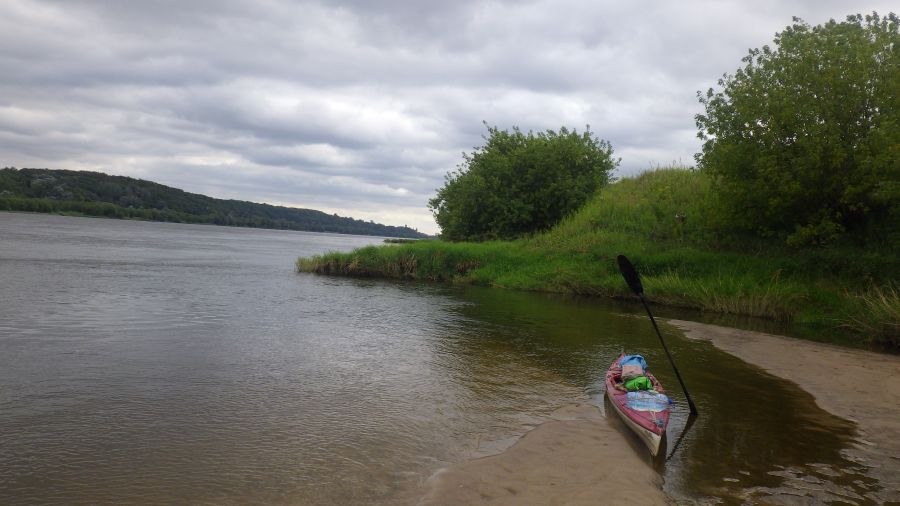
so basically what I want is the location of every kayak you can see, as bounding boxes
[605,353,671,457]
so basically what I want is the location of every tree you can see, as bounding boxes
[696,13,900,246]
[429,124,618,241]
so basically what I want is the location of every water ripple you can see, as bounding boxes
[0,214,883,504]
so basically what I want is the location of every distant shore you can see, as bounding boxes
[1,167,426,238]
[412,320,900,504]
[0,209,417,239]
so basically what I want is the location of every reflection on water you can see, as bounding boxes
[0,213,881,504]
[656,340,876,504]
[449,289,880,503]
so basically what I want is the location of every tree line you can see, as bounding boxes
[431,13,898,248]
[0,168,426,238]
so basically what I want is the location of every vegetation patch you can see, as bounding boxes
[696,13,899,247]
[844,285,900,347]
[299,168,900,348]
[428,124,618,241]
[303,13,899,348]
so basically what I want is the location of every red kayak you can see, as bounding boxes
[605,353,671,456]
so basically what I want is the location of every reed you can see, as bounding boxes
[843,285,900,349]
[643,270,803,321]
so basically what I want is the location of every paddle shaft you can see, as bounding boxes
[637,293,699,416]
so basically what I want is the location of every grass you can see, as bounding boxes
[298,168,900,349]
[844,285,900,347]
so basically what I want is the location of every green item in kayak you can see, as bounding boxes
[624,375,653,391]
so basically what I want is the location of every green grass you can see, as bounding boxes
[298,168,900,348]
[843,285,900,347]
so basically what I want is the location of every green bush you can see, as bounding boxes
[696,13,900,247]
[428,124,618,241]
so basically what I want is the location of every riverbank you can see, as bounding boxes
[298,169,899,347]
[670,320,900,503]
[413,320,900,504]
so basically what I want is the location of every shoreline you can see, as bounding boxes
[414,320,900,505]
[414,403,668,505]
[296,167,899,348]
[669,320,900,503]
[0,209,422,240]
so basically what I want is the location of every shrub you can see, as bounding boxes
[696,13,900,246]
[428,124,618,241]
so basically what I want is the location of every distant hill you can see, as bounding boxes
[0,168,427,238]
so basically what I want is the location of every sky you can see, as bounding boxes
[0,1,894,234]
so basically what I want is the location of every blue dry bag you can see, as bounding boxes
[619,354,649,370]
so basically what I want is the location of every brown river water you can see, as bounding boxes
[0,212,884,504]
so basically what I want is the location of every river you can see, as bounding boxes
[0,213,882,504]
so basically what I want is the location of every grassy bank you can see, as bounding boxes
[298,169,900,348]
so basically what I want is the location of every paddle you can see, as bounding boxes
[616,255,699,416]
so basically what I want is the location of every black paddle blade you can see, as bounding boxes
[617,255,643,296]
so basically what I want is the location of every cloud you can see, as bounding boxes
[1,0,895,234]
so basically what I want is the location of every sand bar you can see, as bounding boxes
[669,320,900,503]
[417,403,667,505]
[416,320,900,504]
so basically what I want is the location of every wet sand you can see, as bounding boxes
[417,320,900,505]
[669,320,900,503]
[417,404,667,505]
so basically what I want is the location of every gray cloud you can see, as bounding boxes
[1,0,895,233]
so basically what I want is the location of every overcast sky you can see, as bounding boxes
[1,1,894,233]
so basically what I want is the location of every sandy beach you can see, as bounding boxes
[417,403,667,505]
[669,320,900,503]
[416,320,900,505]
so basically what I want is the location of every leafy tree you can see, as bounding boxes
[429,124,618,241]
[696,13,900,246]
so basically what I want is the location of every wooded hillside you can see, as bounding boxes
[0,168,426,238]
